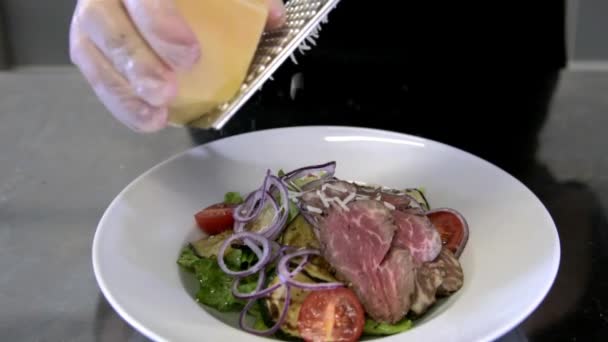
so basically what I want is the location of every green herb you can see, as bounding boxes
[278,169,286,177]
[253,318,269,331]
[178,246,259,312]
[246,300,264,321]
[193,257,242,311]
[363,317,413,335]
[177,246,200,271]
[236,273,259,294]
[224,191,244,205]
[193,254,260,312]
[224,247,258,270]
[287,201,299,223]
[249,301,269,331]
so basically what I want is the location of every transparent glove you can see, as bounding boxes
[70,0,286,132]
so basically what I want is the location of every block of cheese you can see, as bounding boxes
[169,0,269,125]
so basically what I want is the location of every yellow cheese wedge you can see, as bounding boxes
[169,0,268,125]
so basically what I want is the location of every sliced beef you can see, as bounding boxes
[299,179,359,229]
[299,178,464,321]
[319,200,395,276]
[410,264,444,315]
[428,248,464,296]
[300,179,421,222]
[410,248,465,316]
[373,249,416,322]
[354,184,423,212]
[318,200,416,323]
[300,179,358,212]
[392,210,442,263]
[353,182,381,198]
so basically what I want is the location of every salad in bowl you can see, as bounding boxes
[177,161,469,341]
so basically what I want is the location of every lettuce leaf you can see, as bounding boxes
[177,246,201,270]
[193,257,242,311]
[224,192,244,205]
[224,247,258,270]
[287,201,299,223]
[177,246,258,312]
[363,317,413,335]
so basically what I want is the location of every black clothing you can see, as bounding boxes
[191,1,567,176]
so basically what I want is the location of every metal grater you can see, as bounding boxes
[183,0,341,130]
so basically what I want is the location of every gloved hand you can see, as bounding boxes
[70,0,286,132]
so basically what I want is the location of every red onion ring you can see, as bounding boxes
[242,238,263,259]
[231,254,310,300]
[260,176,289,241]
[279,245,297,255]
[234,177,290,242]
[281,161,336,191]
[239,284,292,336]
[233,220,246,233]
[217,232,271,277]
[405,188,431,209]
[236,192,279,234]
[231,270,267,300]
[402,193,423,210]
[278,249,344,290]
[297,177,338,193]
[236,253,309,335]
[284,253,310,278]
[233,172,272,222]
[233,190,264,223]
[282,162,336,189]
[426,207,470,258]
[261,191,280,233]
[269,240,283,261]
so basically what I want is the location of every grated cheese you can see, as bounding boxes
[322,183,348,193]
[331,197,350,211]
[383,201,396,210]
[289,180,302,192]
[306,205,323,214]
[316,189,330,208]
[289,2,338,65]
[342,192,356,205]
[288,191,303,199]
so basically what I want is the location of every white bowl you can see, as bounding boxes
[93,126,560,342]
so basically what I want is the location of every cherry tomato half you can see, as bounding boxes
[427,209,468,255]
[298,287,365,342]
[194,203,235,235]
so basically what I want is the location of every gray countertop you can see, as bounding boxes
[1,67,607,341]
[0,67,194,341]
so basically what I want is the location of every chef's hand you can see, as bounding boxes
[70,0,285,132]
